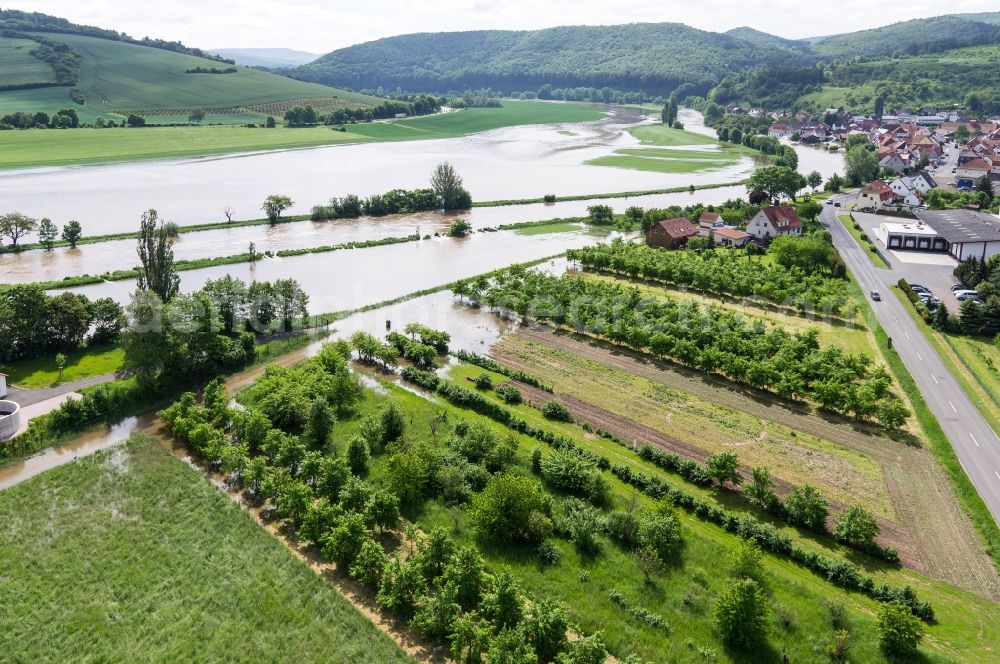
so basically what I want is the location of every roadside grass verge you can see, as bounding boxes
[1,345,124,388]
[837,214,891,269]
[0,434,411,662]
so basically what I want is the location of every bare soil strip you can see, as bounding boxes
[493,326,1000,599]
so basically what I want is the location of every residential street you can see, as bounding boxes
[822,194,1000,524]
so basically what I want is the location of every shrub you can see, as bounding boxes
[714,579,770,649]
[541,400,573,422]
[705,451,742,487]
[727,538,764,582]
[877,602,924,656]
[784,484,829,531]
[472,474,547,543]
[496,384,523,404]
[543,194,557,203]
[638,509,682,561]
[448,219,473,237]
[474,373,493,390]
[536,540,562,566]
[347,436,370,475]
[834,505,880,548]
[605,510,641,548]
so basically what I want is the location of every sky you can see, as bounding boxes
[14,0,1000,54]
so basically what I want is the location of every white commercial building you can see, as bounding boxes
[915,209,1000,260]
[878,221,946,252]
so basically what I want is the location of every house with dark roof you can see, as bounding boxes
[746,206,804,240]
[646,217,699,249]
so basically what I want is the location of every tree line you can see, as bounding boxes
[566,239,853,315]
[310,162,473,218]
[284,95,441,127]
[0,286,124,362]
[0,213,82,249]
[158,343,615,661]
[453,265,908,427]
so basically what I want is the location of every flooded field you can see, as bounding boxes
[0,109,754,235]
[64,228,625,311]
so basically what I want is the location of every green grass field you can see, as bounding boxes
[0,345,124,388]
[0,101,608,169]
[587,122,749,174]
[0,37,57,87]
[0,434,412,662]
[626,124,718,146]
[330,370,997,663]
[0,32,381,124]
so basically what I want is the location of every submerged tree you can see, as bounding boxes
[0,212,37,247]
[136,209,180,302]
[431,162,472,210]
[61,220,83,247]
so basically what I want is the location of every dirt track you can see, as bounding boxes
[494,326,1000,599]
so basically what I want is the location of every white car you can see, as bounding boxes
[955,290,979,301]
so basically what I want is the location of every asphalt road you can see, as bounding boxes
[822,195,1000,524]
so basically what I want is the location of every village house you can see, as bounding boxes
[646,217,699,249]
[698,211,725,235]
[712,227,752,248]
[746,205,804,240]
[878,153,908,174]
[858,180,894,210]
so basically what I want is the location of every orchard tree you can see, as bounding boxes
[784,484,829,531]
[262,194,294,223]
[522,597,569,663]
[38,217,58,249]
[349,538,389,586]
[0,212,37,247]
[706,451,743,488]
[834,505,880,548]
[480,568,525,629]
[61,220,83,247]
[136,209,180,301]
[744,467,778,510]
[471,473,546,543]
[188,108,206,124]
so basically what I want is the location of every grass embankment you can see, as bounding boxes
[347,371,996,662]
[471,181,745,207]
[857,279,1000,570]
[0,345,124,389]
[0,434,412,662]
[0,101,606,170]
[836,214,891,269]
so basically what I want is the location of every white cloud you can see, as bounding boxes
[11,0,1000,53]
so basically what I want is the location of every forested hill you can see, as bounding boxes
[810,14,1000,58]
[289,23,813,97]
[291,12,1000,105]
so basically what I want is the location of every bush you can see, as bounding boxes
[541,400,572,422]
[605,510,641,548]
[543,194,557,203]
[877,602,924,656]
[638,509,682,561]
[714,579,770,649]
[448,219,473,237]
[496,385,523,404]
[536,539,562,566]
[474,373,493,390]
[472,474,547,543]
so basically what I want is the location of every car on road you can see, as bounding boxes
[824,199,833,205]
[870,290,881,301]
[955,290,980,301]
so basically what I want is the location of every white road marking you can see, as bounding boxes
[904,332,911,340]
[892,315,899,323]
[995,470,1000,481]
[971,433,980,448]
[931,374,939,384]
[916,352,923,361]
[949,401,958,413]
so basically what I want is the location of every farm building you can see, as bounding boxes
[915,209,1000,260]
[877,220,945,252]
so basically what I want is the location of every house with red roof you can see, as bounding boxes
[858,180,895,210]
[712,227,752,248]
[746,206,804,240]
[646,217,700,249]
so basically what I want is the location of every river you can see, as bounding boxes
[0,108,752,235]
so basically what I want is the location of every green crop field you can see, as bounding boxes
[587,122,751,174]
[0,101,609,169]
[0,37,56,87]
[0,434,412,662]
[0,32,381,123]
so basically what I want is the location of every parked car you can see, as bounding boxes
[909,283,930,292]
[870,290,881,301]
[955,290,979,301]
[951,284,968,292]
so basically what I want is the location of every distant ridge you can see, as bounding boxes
[210,48,320,68]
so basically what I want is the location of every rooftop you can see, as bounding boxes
[880,221,937,236]
[915,209,1000,244]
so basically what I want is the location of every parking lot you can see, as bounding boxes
[848,210,964,310]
